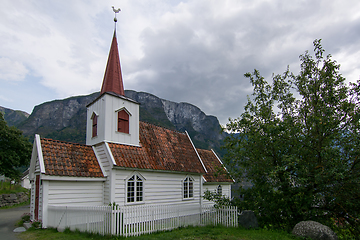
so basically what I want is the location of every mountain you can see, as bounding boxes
[11,90,226,155]
[126,90,226,151]
[17,92,99,144]
[0,106,29,127]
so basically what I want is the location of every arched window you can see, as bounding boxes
[91,113,98,137]
[127,174,143,203]
[118,110,129,134]
[217,185,222,195]
[183,177,193,199]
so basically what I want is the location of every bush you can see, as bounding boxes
[21,213,31,222]
[32,221,42,228]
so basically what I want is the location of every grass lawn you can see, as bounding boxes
[18,225,301,240]
[0,181,29,195]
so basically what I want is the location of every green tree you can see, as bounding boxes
[224,40,360,236]
[0,112,32,181]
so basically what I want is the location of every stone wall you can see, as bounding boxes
[0,192,29,207]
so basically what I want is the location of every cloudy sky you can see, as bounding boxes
[1,0,360,125]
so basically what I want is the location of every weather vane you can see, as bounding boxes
[112,6,121,23]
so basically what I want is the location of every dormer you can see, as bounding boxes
[86,31,140,147]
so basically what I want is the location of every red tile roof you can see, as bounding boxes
[197,149,233,183]
[39,123,231,179]
[40,138,104,178]
[109,122,206,174]
[100,31,125,96]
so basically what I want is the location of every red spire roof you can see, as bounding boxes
[100,31,125,96]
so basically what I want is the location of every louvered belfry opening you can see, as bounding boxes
[118,110,129,134]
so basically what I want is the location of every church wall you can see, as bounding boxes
[38,180,43,221]
[223,184,231,198]
[202,183,232,205]
[30,159,42,221]
[29,175,43,221]
[30,178,35,219]
[46,180,104,206]
[35,157,40,173]
[113,169,202,208]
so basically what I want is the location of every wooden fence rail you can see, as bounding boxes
[47,204,237,237]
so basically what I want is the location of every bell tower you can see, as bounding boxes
[86,10,140,147]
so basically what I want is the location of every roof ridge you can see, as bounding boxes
[139,121,184,135]
[196,147,213,152]
[41,137,88,147]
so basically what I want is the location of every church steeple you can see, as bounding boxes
[86,7,139,147]
[100,31,125,96]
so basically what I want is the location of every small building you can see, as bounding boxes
[20,168,31,189]
[29,28,233,228]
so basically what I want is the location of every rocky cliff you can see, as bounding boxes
[5,90,225,154]
[0,106,29,127]
[17,92,98,144]
[126,90,225,150]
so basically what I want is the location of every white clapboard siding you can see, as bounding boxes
[203,184,232,198]
[202,183,232,205]
[103,179,110,205]
[29,178,41,221]
[94,144,112,172]
[38,182,43,221]
[107,95,140,146]
[223,184,231,198]
[93,143,111,204]
[86,94,140,146]
[30,179,35,220]
[29,150,41,221]
[47,181,104,206]
[35,157,41,173]
[113,169,202,206]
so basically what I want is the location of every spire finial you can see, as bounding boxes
[112,6,121,23]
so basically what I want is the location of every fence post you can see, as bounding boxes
[86,207,89,232]
[65,206,67,229]
[111,206,115,235]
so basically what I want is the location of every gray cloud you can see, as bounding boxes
[122,0,360,125]
[1,0,360,125]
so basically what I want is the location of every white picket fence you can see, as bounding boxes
[47,204,237,237]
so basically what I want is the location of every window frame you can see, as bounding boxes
[117,110,129,134]
[183,176,194,200]
[91,113,98,138]
[217,185,222,195]
[125,173,145,205]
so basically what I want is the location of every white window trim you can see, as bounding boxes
[90,112,99,139]
[115,107,132,135]
[125,172,145,205]
[115,107,132,116]
[182,176,194,200]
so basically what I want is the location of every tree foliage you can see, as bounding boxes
[203,189,232,208]
[224,40,360,236]
[0,112,32,180]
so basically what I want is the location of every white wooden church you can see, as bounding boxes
[29,26,233,229]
